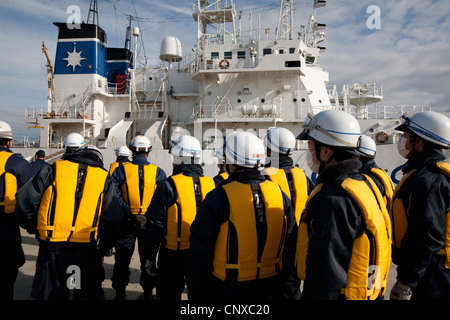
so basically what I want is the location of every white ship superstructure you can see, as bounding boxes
[23,0,445,180]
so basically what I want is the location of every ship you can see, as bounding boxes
[22,0,449,181]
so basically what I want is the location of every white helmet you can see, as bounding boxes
[77,145,103,163]
[395,111,450,149]
[0,121,13,140]
[170,135,202,164]
[265,127,295,155]
[130,135,152,153]
[356,135,376,158]
[115,145,131,157]
[64,133,85,149]
[225,132,265,169]
[297,110,361,149]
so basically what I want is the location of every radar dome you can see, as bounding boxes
[160,36,182,63]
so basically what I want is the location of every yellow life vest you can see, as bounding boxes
[391,161,450,268]
[264,166,308,225]
[165,174,215,250]
[296,177,392,300]
[37,160,109,243]
[0,151,17,214]
[362,167,395,209]
[121,163,158,215]
[213,180,287,282]
[109,161,129,177]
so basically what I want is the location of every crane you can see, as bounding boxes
[41,41,54,110]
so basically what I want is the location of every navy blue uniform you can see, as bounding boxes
[392,148,450,300]
[0,147,34,299]
[143,163,206,300]
[15,150,125,300]
[187,168,297,300]
[110,154,166,297]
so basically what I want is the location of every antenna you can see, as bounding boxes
[87,0,99,25]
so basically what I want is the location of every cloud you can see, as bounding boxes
[318,0,450,110]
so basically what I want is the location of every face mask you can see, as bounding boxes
[307,149,320,173]
[397,136,411,158]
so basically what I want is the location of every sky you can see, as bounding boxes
[1,0,449,143]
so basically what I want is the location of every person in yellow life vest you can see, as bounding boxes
[352,135,394,210]
[142,135,214,300]
[187,132,297,300]
[15,145,125,300]
[212,147,228,185]
[296,110,391,300]
[110,135,167,300]
[262,127,313,300]
[108,145,131,176]
[0,121,34,299]
[389,111,450,300]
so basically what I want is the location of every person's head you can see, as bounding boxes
[76,144,103,165]
[64,133,85,154]
[35,150,46,160]
[169,135,202,165]
[129,135,152,157]
[115,145,131,160]
[395,111,450,159]
[225,131,265,173]
[353,135,376,162]
[0,121,13,148]
[297,110,361,174]
[0,120,13,148]
[265,127,295,158]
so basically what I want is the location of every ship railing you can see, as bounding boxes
[348,105,431,120]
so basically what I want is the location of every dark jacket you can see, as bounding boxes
[0,147,34,269]
[187,167,297,300]
[392,148,450,299]
[15,150,125,255]
[300,158,366,300]
[30,159,50,175]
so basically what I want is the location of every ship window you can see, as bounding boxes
[263,48,272,56]
[285,61,301,67]
[237,51,246,59]
[306,56,315,64]
[224,51,232,59]
[211,52,219,59]
[289,48,296,54]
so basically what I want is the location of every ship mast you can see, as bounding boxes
[275,0,294,40]
[193,0,236,49]
[87,0,99,25]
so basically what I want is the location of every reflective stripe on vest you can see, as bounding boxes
[265,166,308,225]
[297,177,392,300]
[37,160,108,243]
[213,180,287,282]
[0,152,17,214]
[121,163,157,215]
[166,174,215,250]
[391,161,450,268]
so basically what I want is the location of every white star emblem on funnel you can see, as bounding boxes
[63,46,86,72]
